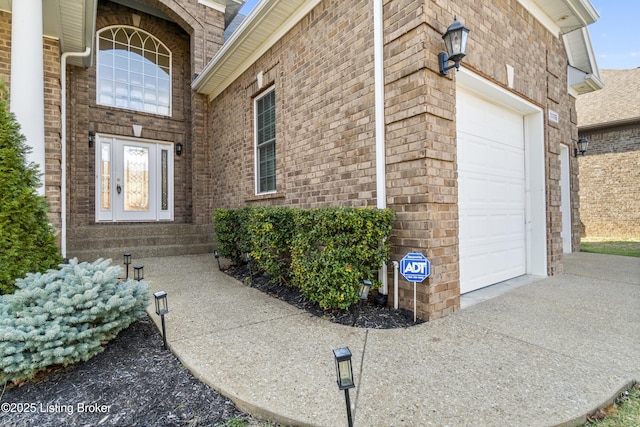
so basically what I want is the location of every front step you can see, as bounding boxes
[66,223,216,262]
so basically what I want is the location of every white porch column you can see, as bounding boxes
[10,0,45,195]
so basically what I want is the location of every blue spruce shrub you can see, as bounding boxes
[0,258,149,384]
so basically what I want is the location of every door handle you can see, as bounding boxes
[117,184,122,194]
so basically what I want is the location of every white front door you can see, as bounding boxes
[96,135,174,222]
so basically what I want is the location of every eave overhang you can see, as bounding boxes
[0,0,97,67]
[193,0,322,101]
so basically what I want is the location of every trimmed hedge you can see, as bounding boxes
[0,258,149,384]
[213,206,394,310]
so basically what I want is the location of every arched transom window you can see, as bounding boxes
[97,26,172,116]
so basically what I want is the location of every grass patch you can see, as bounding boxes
[585,384,640,426]
[580,238,640,258]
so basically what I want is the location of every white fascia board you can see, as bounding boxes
[198,0,225,13]
[193,0,322,101]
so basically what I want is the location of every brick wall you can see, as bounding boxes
[206,0,579,320]
[579,125,640,239]
[65,0,223,227]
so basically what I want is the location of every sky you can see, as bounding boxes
[238,0,638,70]
[589,0,639,70]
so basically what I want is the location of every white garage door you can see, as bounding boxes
[457,88,526,294]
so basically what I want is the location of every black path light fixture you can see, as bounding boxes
[438,16,470,76]
[333,347,356,427]
[245,251,253,285]
[353,279,373,326]
[134,265,144,282]
[123,252,132,280]
[154,291,169,350]
[574,137,589,157]
[214,249,221,270]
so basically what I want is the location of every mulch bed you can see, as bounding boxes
[1,262,421,427]
[226,263,423,329]
[1,316,251,427]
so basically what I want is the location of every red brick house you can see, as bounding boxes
[0,0,602,320]
[576,68,640,240]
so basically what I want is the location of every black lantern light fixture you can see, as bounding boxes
[88,131,96,148]
[154,291,169,350]
[123,252,132,280]
[133,265,144,282]
[175,143,184,156]
[438,17,470,76]
[574,137,589,157]
[333,347,355,427]
[214,249,222,270]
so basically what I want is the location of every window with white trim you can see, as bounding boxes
[255,88,276,193]
[97,26,172,116]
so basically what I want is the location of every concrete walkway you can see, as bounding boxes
[140,252,640,427]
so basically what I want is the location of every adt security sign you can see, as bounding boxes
[400,252,430,282]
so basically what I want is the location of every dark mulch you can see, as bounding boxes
[226,263,423,329]
[1,262,421,427]
[1,316,252,427]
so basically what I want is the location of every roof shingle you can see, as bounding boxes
[576,68,640,128]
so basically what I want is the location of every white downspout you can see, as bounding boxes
[373,0,388,296]
[60,48,92,258]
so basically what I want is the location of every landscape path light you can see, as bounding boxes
[214,249,221,270]
[333,347,355,427]
[154,291,169,350]
[123,252,131,280]
[134,265,144,282]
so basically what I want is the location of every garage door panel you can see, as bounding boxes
[457,88,526,294]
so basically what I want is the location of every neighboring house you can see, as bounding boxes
[0,0,602,321]
[575,68,640,240]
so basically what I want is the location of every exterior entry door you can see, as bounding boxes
[96,135,174,222]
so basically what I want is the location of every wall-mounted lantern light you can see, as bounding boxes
[175,143,184,156]
[574,137,589,157]
[438,17,470,76]
[88,131,96,148]
[134,265,144,282]
[333,347,355,427]
[123,252,132,280]
[154,291,169,349]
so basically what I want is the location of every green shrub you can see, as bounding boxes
[290,207,394,310]
[0,258,149,384]
[246,206,295,284]
[0,81,62,294]
[213,206,395,310]
[213,207,252,264]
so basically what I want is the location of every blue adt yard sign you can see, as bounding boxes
[400,252,431,282]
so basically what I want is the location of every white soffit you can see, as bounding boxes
[517,0,598,35]
[564,27,603,95]
[193,0,322,100]
[1,0,97,67]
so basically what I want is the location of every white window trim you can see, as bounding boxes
[96,25,173,116]
[254,87,277,195]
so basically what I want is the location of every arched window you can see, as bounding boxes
[97,26,172,116]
